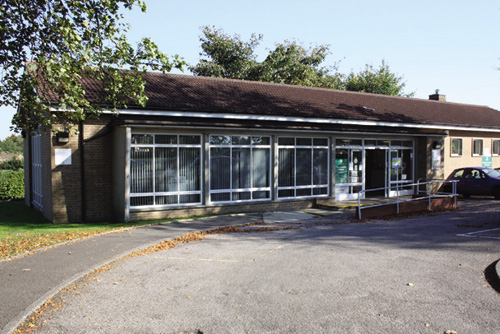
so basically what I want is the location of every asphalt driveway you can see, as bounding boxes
[30,200,500,334]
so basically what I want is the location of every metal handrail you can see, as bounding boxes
[357,179,459,219]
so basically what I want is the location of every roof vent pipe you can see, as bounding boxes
[429,89,446,102]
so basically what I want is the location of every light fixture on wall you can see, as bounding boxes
[56,131,70,144]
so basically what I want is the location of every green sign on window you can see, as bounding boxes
[392,158,402,169]
[335,159,348,184]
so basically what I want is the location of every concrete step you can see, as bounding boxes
[303,208,355,219]
[316,200,359,211]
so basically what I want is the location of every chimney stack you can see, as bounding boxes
[429,89,446,102]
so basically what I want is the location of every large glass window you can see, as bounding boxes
[278,137,329,198]
[209,135,271,202]
[130,134,202,207]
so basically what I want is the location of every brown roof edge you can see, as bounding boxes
[35,67,500,130]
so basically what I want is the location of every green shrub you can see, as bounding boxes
[0,170,24,199]
[0,157,24,171]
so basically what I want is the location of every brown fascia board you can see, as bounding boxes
[109,114,448,136]
[107,106,499,133]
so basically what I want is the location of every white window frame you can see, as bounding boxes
[130,133,202,208]
[450,138,463,157]
[492,139,500,156]
[472,138,483,156]
[208,135,272,204]
[277,136,330,199]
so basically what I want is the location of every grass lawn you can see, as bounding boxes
[0,200,171,259]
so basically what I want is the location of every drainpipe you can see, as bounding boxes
[79,121,86,222]
[27,132,33,208]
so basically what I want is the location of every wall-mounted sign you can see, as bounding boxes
[482,156,492,168]
[431,149,441,170]
[55,149,72,166]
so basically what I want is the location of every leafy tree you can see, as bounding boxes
[190,26,342,89]
[0,157,24,171]
[0,134,23,154]
[191,27,413,97]
[344,60,414,97]
[1,0,185,134]
[253,42,343,89]
[191,26,261,79]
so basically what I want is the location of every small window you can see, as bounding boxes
[472,139,483,156]
[450,138,462,156]
[492,140,500,156]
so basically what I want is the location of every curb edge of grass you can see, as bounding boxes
[0,221,170,264]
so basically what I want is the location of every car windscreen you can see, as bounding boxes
[483,168,500,179]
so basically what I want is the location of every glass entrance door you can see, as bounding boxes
[335,148,362,200]
[334,139,415,201]
[388,149,414,197]
[364,149,387,197]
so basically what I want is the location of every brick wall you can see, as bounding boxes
[130,199,316,222]
[50,125,81,223]
[41,131,53,221]
[81,119,114,222]
[49,117,114,223]
[415,136,445,181]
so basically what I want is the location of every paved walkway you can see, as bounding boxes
[1,210,344,334]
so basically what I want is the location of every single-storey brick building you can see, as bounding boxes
[23,72,500,223]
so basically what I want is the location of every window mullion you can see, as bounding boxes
[177,137,180,204]
[230,144,233,199]
[152,146,156,205]
[310,147,314,189]
[294,141,297,197]
[250,146,254,199]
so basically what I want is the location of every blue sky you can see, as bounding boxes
[1,0,499,140]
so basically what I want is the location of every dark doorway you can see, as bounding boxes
[365,149,386,197]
